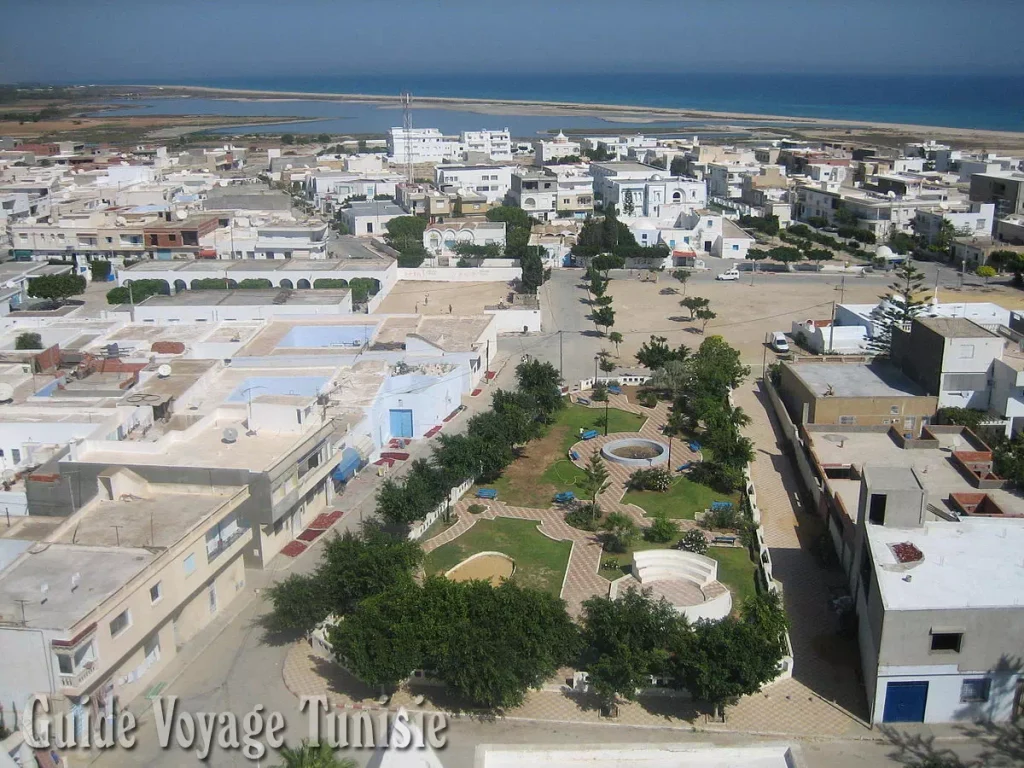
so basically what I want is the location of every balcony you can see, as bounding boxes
[206,524,251,565]
[58,661,98,691]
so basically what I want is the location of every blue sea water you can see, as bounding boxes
[99,72,1024,132]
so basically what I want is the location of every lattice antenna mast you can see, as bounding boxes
[401,91,415,186]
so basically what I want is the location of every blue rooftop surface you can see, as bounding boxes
[227,375,329,403]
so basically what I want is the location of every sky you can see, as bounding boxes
[2,0,1024,82]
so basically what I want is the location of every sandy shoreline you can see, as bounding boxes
[120,83,1024,143]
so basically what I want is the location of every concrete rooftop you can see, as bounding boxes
[788,362,927,398]
[916,316,998,339]
[0,544,155,631]
[138,289,349,307]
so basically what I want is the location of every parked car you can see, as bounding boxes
[769,331,789,352]
[716,268,740,281]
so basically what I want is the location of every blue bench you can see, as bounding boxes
[569,450,580,461]
[554,491,576,504]
[710,501,733,512]
[712,535,737,546]
[676,462,693,472]
[576,397,591,405]
[688,441,701,452]
[581,429,599,440]
[476,488,498,499]
[608,385,622,395]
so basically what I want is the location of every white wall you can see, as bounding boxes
[0,627,57,712]
[132,297,353,324]
[872,668,1020,724]
[397,267,521,282]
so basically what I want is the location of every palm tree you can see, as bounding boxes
[608,331,624,355]
[273,741,356,768]
[726,405,752,430]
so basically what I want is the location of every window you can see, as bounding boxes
[11,448,20,464]
[108,609,131,638]
[839,415,857,425]
[868,493,887,525]
[930,631,963,653]
[57,653,73,674]
[960,678,990,703]
[149,582,162,604]
[890,405,901,415]
[958,344,975,359]
[183,553,196,576]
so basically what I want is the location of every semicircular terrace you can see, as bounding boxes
[611,549,732,623]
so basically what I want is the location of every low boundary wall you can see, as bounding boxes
[398,267,521,282]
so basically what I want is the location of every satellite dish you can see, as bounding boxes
[175,209,187,220]
[157,364,172,378]
[222,427,239,444]
[0,383,14,402]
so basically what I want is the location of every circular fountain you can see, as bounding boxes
[601,437,670,467]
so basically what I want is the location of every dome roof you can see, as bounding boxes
[875,245,895,259]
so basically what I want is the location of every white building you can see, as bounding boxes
[629,209,754,264]
[532,131,581,166]
[387,128,461,165]
[423,221,507,260]
[435,165,514,204]
[337,201,406,237]
[914,202,996,244]
[305,171,405,213]
[460,129,513,161]
[708,161,761,200]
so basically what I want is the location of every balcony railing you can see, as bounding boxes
[58,662,97,690]
[206,525,250,564]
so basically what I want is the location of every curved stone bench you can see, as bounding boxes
[633,550,717,587]
[683,588,732,623]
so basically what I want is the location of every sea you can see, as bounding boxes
[84,72,1024,136]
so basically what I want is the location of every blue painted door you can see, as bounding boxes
[389,409,414,438]
[883,681,928,723]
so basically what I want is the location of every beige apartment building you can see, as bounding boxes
[0,469,251,717]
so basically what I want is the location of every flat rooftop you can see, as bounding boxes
[121,257,392,273]
[867,520,1024,611]
[0,544,155,631]
[788,362,927,398]
[412,316,492,352]
[479,744,804,768]
[54,485,247,549]
[591,161,657,174]
[138,289,349,307]
[916,316,998,339]
[807,427,1024,519]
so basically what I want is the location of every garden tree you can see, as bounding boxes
[689,461,744,494]
[695,307,717,333]
[237,278,274,289]
[834,203,858,227]
[600,511,638,552]
[599,357,616,374]
[27,274,86,305]
[768,246,803,262]
[579,588,684,707]
[935,407,986,431]
[608,331,624,355]
[704,427,755,469]
[869,259,928,355]
[520,247,546,293]
[594,294,614,306]
[651,359,692,401]
[105,278,170,305]
[89,259,111,282]
[453,242,503,258]
[669,157,686,176]
[374,459,448,527]
[989,250,1024,284]
[579,452,611,521]
[888,231,918,254]
[280,134,295,145]
[490,388,545,444]
[421,577,580,709]
[588,270,608,298]
[592,305,616,335]
[671,268,690,295]
[384,216,428,266]
[689,335,750,396]
[15,332,42,350]
[316,133,332,144]
[679,529,708,554]
[635,335,689,370]
[264,530,422,632]
[312,278,348,290]
[933,219,956,253]
[680,295,710,320]
[669,592,788,719]
[329,580,424,689]
[432,432,485,486]
[486,206,533,260]
[516,358,564,420]
[271,740,356,768]
[806,248,833,261]
[644,512,678,543]
[977,265,997,283]
[994,432,1024,489]
[592,251,626,277]
[349,277,379,303]
[737,214,779,237]
[463,411,517,480]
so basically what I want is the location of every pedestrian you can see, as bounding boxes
[448,304,453,314]
[415,303,418,313]
[424,294,429,305]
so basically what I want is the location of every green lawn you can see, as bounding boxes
[598,537,672,580]
[472,403,645,509]
[623,476,739,520]
[423,517,572,597]
[707,546,759,608]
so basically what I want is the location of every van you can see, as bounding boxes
[770,332,789,353]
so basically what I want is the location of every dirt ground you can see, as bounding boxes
[446,554,515,585]
[375,280,511,315]
[604,273,1024,365]
[0,115,295,140]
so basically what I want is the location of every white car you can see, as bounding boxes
[716,269,740,281]
[769,332,789,353]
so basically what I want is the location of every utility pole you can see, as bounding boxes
[111,524,122,547]
[558,330,563,380]
[828,300,837,355]
[604,396,609,436]
[15,598,29,626]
